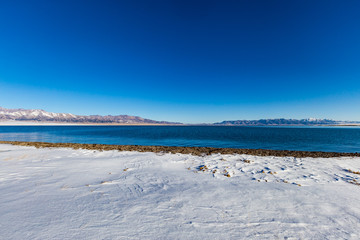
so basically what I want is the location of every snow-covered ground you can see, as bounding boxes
[1,144,360,239]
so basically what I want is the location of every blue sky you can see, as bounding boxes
[0,0,359,123]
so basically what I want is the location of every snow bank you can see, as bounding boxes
[0,144,359,239]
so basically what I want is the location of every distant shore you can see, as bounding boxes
[1,140,359,158]
[0,121,181,126]
[1,120,360,127]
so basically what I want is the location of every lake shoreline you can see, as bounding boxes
[1,140,359,158]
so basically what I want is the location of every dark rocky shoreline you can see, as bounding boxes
[1,141,359,158]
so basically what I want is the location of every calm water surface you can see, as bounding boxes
[0,126,360,153]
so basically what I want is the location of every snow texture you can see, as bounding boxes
[1,144,360,239]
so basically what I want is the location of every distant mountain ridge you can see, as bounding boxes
[0,107,180,124]
[214,118,360,126]
[1,107,358,126]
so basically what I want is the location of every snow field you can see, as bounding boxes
[1,144,360,239]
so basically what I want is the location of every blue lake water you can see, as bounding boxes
[0,125,360,153]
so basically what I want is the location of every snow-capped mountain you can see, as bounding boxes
[214,118,359,126]
[0,107,180,124]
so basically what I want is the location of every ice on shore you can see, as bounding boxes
[0,144,360,239]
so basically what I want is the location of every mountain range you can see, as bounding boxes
[213,118,359,126]
[0,107,180,125]
[0,107,359,125]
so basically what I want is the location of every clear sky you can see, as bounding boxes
[0,0,359,123]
